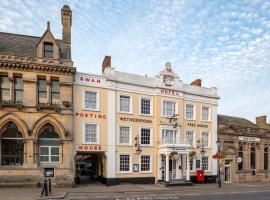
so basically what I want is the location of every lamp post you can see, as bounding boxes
[216,140,221,188]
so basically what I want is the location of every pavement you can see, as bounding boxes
[0,182,270,200]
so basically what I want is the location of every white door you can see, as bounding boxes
[161,157,166,180]
[169,159,177,180]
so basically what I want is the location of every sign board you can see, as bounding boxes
[78,145,103,151]
[133,164,139,172]
[44,168,54,178]
[239,136,260,142]
[237,157,243,163]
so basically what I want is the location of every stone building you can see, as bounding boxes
[0,5,76,187]
[218,115,270,183]
[73,56,219,185]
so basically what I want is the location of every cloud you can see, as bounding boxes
[0,0,269,121]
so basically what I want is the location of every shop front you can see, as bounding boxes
[74,144,105,184]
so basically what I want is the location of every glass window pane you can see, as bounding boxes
[120,96,130,112]
[120,126,130,144]
[15,90,23,101]
[38,79,47,92]
[40,147,49,155]
[40,156,49,162]
[51,80,59,93]
[51,147,59,155]
[85,123,97,143]
[51,156,60,162]
[141,98,151,115]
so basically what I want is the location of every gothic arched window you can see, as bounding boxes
[39,123,60,163]
[1,122,24,166]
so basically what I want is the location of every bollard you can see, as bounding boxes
[40,179,48,197]
[44,179,48,196]
[48,178,52,194]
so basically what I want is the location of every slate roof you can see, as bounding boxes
[0,32,62,57]
[218,114,259,128]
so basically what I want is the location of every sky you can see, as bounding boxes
[0,0,269,123]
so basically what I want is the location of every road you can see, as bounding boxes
[65,190,270,200]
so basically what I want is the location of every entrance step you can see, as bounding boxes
[159,180,193,186]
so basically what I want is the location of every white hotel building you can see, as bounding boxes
[73,56,219,185]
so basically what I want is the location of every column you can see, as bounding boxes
[107,90,116,179]
[166,153,169,182]
[186,153,190,181]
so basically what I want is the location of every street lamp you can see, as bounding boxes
[216,140,222,188]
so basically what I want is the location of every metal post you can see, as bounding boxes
[217,143,221,188]
[48,178,52,193]
[44,179,48,196]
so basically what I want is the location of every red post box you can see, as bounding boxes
[196,169,204,182]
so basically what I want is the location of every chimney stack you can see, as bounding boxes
[102,56,111,73]
[191,79,202,87]
[61,5,72,59]
[256,116,267,128]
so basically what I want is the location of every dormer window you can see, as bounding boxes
[44,42,53,58]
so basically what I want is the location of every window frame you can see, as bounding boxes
[37,77,47,103]
[264,146,268,171]
[139,126,152,147]
[201,104,211,122]
[201,131,210,148]
[162,99,178,117]
[0,75,10,101]
[83,90,100,111]
[83,122,100,144]
[185,129,195,148]
[201,156,210,172]
[43,42,53,58]
[118,94,132,114]
[39,145,60,163]
[160,125,180,145]
[250,146,256,170]
[118,153,132,173]
[50,79,60,104]
[139,96,153,116]
[185,103,196,120]
[237,145,244,171]
[13,76,23,103]
[139,153,152,173]
[118,125,132,146]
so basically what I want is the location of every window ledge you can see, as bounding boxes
[37,103,60,111]
[0,100,23,109]
[0,165,24,169]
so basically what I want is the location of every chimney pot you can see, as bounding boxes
[102,56,111,73]
[191,79,201,87]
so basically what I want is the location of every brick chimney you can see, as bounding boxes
[256,116,267,128]
[102,56,111,73]
[61,5,72,59]
[191,79,201,87]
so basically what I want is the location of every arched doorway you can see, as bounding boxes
[1,122,24,166]
[38,123,60,163]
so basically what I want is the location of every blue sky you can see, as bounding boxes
[0,0,269,122]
